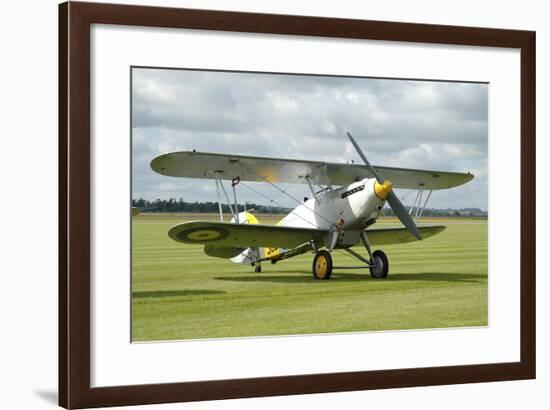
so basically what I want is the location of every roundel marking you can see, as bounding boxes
[187,230,221,241]
[175,226,230,243]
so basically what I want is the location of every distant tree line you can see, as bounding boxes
[382,206,487,218]
[132,198,486,217]
[132,198,292,214]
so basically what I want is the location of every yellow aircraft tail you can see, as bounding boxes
[230,212,263,264]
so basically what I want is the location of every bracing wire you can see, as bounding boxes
[237,162,336,227]
[240,181,320,229]
[265,182,294,204]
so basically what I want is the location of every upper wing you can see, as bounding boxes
[365,225,446,246]
[168,220,328,249]
[151,151,473,190]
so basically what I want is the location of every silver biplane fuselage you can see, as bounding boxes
[238,177,393,263]
[280,178,385,231]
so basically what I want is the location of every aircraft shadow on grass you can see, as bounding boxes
[132,289,226,299]
[215,272,486,284]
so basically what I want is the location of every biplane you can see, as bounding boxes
[150,133,473,280]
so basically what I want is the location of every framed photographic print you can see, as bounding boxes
[59,1,535,408]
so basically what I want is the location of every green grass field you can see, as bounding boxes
[132,213,487,341]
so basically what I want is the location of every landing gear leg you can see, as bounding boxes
[361,231,389,279]
[254,263,262,273]
[360,231,374,261]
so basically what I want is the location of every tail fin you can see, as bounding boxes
[230,211,259,225]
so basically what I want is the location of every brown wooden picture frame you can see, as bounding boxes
[59,1,536,408]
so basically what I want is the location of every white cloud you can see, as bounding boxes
[132,68,488,210]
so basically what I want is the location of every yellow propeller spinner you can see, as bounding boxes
[374,180,393,200]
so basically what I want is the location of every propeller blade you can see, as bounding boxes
[346,132,383,183]
[346,131,422,241]
[387,191,422,240]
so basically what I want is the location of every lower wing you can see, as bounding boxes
[366,225,445,246]
[168,221,445,249]
[168,221,328,249]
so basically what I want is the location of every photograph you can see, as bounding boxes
[45,0,539,408]
[130,67,488,342]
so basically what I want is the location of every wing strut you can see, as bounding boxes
[214,172,238,221]
[214,177,224,222]
[231,177,240,223]
[304,176,319,203]
[406,176,437,223]
[416,189,433,222]
[409,185,423,217]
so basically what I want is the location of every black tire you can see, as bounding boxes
[312,250,333,280]
[370,250,389,279]
[254,264,262,273]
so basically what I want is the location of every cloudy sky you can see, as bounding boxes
[132,67,488,211]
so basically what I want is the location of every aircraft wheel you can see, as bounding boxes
[370,250,389,279]
[312,250,333,280]
[254,264,262,273]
